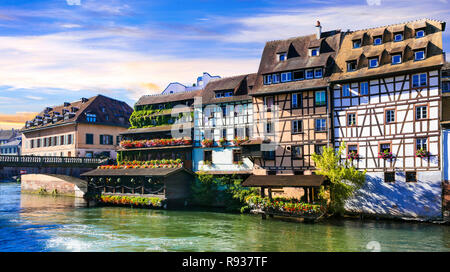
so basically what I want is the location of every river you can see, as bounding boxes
[0,182,448,252]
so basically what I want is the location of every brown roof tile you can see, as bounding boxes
[201,74,255,104]
[135,89,203,106]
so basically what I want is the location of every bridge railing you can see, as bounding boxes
[0,155,107,167]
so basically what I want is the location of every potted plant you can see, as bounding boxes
[378,150,393,159]
[202,138,213,147]
[218,138,227,147]
[347,151,359,160]
[204,160,212,166]
[415,148,430,158]
[233,136,248,146]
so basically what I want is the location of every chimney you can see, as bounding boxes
[315,20,322,39]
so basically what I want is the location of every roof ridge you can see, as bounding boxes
[264,33,317,44]
[349,18,446,33]
[138,88,202,99]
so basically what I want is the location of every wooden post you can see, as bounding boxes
[261,186,266,220]
[306,187,310,203]
[268,187,273,218]
[311,187,315,202]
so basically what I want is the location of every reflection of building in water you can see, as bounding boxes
[20,193,86,220]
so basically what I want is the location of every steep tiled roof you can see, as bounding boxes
[22,95,133,132]
[135,89,203,106]
[251,30,342,95]
[331,18,446,82]
[201,73,256,104]
[0,129,18,140]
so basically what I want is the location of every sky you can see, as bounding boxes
[0,0,448,129]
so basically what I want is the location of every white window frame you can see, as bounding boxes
[416,30,425,38]
[394,33,403,42]
[360,82,369,95]
[264,75,272,85]
[314,68,323,78]
[278,52,287,61]
[415,50,425,61]
[305,69,314,79]
[272,74,280,84]
[392,54,402,65]
[369,58,379,68]
[310,48,319,56]
[281,72,292,82]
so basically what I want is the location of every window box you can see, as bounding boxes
[218,138,227,147]
[202,139,214,147]
[415,148,430,158]
[347,151,359,160]
[378,150,393,159]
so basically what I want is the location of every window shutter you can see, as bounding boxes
[100,135,104,145]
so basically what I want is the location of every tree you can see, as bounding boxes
[311,142,366,216]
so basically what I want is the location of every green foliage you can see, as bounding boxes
[38,188,47,195]
[311,142,366,216]
[191,172,258,212]
[128,107,194,129]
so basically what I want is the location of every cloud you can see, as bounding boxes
[66,0,81,6]
[367,0,381,5]
[0,112,37,129]
[0,30,259,101]
[25,95,44,101]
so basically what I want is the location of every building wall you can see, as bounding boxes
[443,129,450,182]
[251,89,330,175]
[193,101,253,172]
[76,123,127,158]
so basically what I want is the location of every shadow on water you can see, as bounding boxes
[0,182,449,252]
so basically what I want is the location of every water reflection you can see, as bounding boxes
[0,182,449,252]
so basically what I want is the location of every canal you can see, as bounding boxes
[0,182,449,252]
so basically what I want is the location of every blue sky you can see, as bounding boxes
[0,0,449,128]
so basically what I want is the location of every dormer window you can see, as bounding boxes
[347,61,357,72]
[392,54,402,65]
[314,68,323,78]
[305,69,314,79]
[293,70,304,81]
[352,40,361,49]
[224,91,233,97]
[215,92,223,98]
[394,33,403,42]
[278,52,287,61]
[264,75,272,85]
[310,47,319,56]
[281,72,292,82]
[415,50,425,61]
[369,58,379,68]
[416,29,425,38]
[272,74,280,84]
[373,36,382,45]
[86,113,96,123]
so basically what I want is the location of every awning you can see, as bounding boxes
[242,175,325,187]
[81,167,194,177]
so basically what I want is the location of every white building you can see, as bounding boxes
[161,72,221,95]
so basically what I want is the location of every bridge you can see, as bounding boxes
[0,155,108,168]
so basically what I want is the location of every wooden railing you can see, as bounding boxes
[0,155,108,168]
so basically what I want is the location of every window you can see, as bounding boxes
[347,113,356,126]
[385,109,395,123]
[392,54,402,65]
[293,70,304,81]
[384,172,395,182]
[416,30,425,38]
[233,149,242,164]
[86,113,96,122]
[86,133,94,145]
[348,144,358,156]
[380,143,391,153]
[60,135,64,145]
[30,139,34,149]
[264,96,274,112]
[292,145,303,159]
[412,73,427,87]
[310,48,319,56]
[272,74,280,84]
[443,82,450,93]
[347,61,357,72]
[99,134,113,145]
[314,68,323,78]
[281,72,292,82]
[215,92,223,98]
[292,93,302,108]
[415,50,425,61]
[315,144,326,155]
[265,120,273,134]
[394,33,403,42]
[278,52,287,61]
[315,119,326,132]
[263,151,275,160]
[292,120,303,134]
[415,105,427,120]
[222,128,227,139]
[264,75,272,85]
[342,84,350,97]
[360,82,369,95]
[101,107,106,113]
[204,150,212,163]
[406,172,417,182]
[416,138,427,151]
[306,69,314,79]
[221,105,227,118]
[353,40,361,48]
[116,135,121,145]
[315,90,326,106]
[225,91,233,97]
[67,134,73,145]
[369,58,379,68]
[373,36,382,45]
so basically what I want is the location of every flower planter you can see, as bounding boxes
[347,152,359,160]
[378,151,393,159]
[415,149,430,158]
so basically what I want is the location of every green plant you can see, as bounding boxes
[311,142,366,216]
[38,188,47,195]
[51,189,58,195]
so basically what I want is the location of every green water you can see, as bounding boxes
[0,182,449,252]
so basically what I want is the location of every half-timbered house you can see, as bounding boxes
[242,22,342,199]
[330,19,446,219]
[193,74,255,176]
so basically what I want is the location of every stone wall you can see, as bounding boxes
[21,174,87,198]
